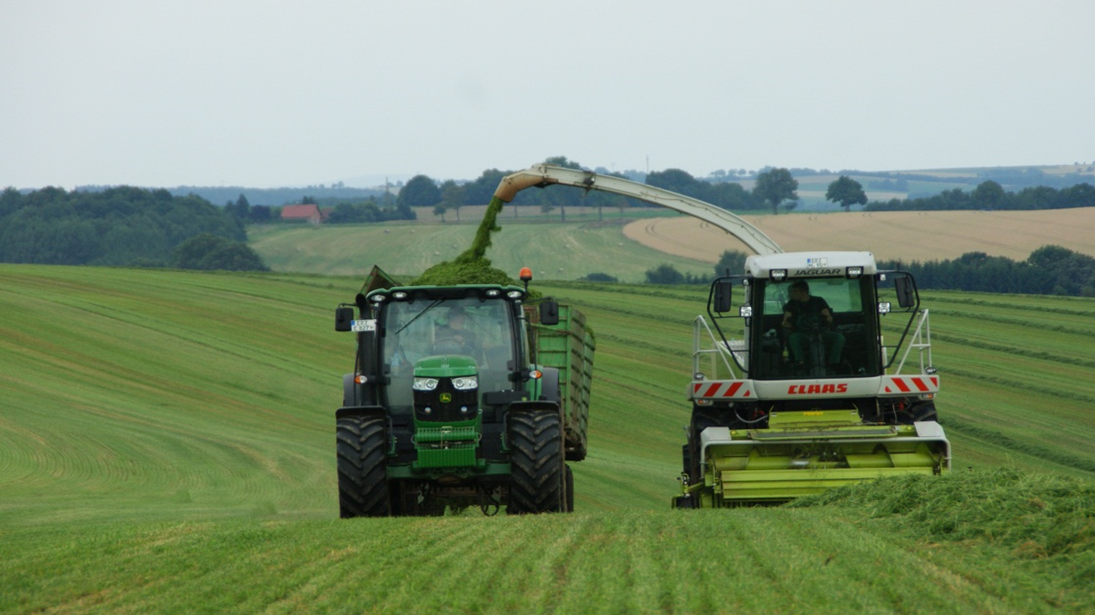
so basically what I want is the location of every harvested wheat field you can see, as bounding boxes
[624,208,1095,263]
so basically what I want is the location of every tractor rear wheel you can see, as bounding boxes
[336,416,391,518]
[507,409,564,514]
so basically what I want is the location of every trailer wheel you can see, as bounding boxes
[564,463,574,513]
[336,416,391,518]
[507,410,564,514]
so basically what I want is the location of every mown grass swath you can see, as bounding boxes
[2,265,1094,613]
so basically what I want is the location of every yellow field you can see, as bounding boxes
[623,208,1095,263]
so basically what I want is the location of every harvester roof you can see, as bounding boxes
[745,251,877,279]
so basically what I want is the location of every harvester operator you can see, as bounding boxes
[781,280,845,367]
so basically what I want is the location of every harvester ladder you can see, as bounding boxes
[891,309,933,374]
[693,315,741,380]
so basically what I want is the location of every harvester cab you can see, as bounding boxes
[677,251,951,507]
[334,273,594,518]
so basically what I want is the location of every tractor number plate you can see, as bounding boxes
[351,319,376,332]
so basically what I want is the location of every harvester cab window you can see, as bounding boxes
[810,278,862,314]
[754,277,877,380]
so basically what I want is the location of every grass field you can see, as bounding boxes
[625,208,1095,264]
[250,206,1095,283]
[249,218,716,283]
[3,265,1095,613]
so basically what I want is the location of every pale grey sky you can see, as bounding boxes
[3,0,1093,189]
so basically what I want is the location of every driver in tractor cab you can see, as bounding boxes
[434,306,480,357]
[781,280,845,369]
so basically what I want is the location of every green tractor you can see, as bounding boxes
[334,269,593,517]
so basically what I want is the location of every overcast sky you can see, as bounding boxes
[3,1,1093,189]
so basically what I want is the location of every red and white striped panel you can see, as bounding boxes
[692,380,754,399]
[882,375,939,394]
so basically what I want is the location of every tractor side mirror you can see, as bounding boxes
[713,280,733,314]
[335,306,355,332]
[540,300,560,326]
[895,276,916,309]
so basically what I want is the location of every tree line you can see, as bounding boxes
[0,186,267,271]
[865,181,1095,212]
[76,183,387,209]
[397,158,878,217]
[402,159,1094,218]
[398,157,817,218]
[625,245,1095,297]
[223,193,415,225]
[879,246,1095,296]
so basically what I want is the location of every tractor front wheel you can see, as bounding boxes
[336,416,391,518]
[508,410,564,514]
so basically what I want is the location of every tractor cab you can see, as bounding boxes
[379,294,522,416]
[339,285,549,433]
[709,252,921,383]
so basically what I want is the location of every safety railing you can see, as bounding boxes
[889,309,932,374]
[693,315,743,380]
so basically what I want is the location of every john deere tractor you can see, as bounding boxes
[334,269,593,517]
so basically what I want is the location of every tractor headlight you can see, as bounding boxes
[413,377,439,391]
[450,376,478,391]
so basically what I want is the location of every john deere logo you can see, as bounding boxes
[440,393,452,403]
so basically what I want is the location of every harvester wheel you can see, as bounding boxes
[687,405,726,484]
[909,400,938,423]
[336,416,391,518]
[507,409,564,514]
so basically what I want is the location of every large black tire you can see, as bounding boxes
[336,416,391,518]
[902,400,938,424]
[507,410,564,514]
[564,464,574,513]
[687,405,725,485]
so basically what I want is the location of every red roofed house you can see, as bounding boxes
[281,204,327,224]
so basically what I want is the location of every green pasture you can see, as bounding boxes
[248,221,717,283]
[2,265,1094,613]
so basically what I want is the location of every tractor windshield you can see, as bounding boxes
[382,297,516,413]
[751,276,881,380]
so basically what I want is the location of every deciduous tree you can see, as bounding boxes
[753,168,799,214]
[398,175,442,208]
[826,175,868,212]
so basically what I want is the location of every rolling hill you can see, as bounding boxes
[2,265,1094,612]
[249,206,1095,283]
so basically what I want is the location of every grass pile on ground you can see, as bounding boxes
[792,467,1095,590]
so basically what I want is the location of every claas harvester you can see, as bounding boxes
[674,252,951,507]
[480,163,951,508]
[335,267,594,517]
